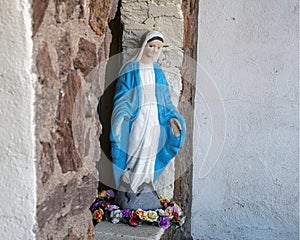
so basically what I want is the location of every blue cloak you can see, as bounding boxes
[110,61,186,187]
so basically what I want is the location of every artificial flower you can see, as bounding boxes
[159,195,170,203]
[89,191,186,229]
[179,216,186,227]
[159,195,170,208]
[147,210,159,222]
[165,206,174,219]
[121,209,131,218]
[106,204,119,211]
[93,208,104,222]
[110,209,123,224]
[173,211,180,221]
[157,208,165,216]
[106,190,115,198]
[129,211,139,226]
[90,201,101,212]
[101,201,109,209]
[136,209,148,221]
[158,216,170,229]
[98,190,107,198]
[172,206,182,219]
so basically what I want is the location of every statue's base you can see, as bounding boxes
[94,221,164,240]
[114,182,161,210]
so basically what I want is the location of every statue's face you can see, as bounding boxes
[142,40,163,60]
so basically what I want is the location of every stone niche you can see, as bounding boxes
[32,0,196,238]
[120,0,185,199]
[32,0,118,239]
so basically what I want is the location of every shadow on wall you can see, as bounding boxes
[97,54,124,191]
[97,0,123,191]
[97,66,117,190]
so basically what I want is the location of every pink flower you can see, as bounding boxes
[106,204,119,211]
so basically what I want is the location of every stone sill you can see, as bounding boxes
[94,221,164,240]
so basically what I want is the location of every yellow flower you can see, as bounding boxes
[159,195,170,203]
[136,208,148,221]
[93,209,104,222]
[147,210,158,222]
[98,191,107,198]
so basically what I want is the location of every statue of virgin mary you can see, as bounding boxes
[110,30,186,210]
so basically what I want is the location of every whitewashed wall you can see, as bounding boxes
[193,0,299,239]
[0,0,36,239]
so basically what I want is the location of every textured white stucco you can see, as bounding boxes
[193,0,299,239]
[0,0,36,239]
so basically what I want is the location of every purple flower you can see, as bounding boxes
[122,209,131,218]
[90,201,101,212]
[106,190,115,198]
[158,216,170,229]
[106,204,119,211]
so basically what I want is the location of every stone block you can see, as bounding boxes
[149,3,182,18]
[74,38,98,76]
[89,0,111,36]
[94,221,164,240]
[152,0,181,5]
[40,141,55,184]
[54,0,83,23]
[36,43,57,86]
[155,160,175,199]
[32,0,50,35]
[56,31,72,77]
[155,17,184,48]
[160,48,183,68]
[54,71,83,173]
[37,183,64,229]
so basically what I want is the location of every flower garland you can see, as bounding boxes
[89,190,186,229]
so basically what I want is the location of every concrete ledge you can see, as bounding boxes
[94,221,164,240]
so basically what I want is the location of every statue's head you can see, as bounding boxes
[132,30,165,64]
[141,34,164,63]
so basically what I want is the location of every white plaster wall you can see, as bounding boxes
[192,0,299,239]
[0,0,36,239]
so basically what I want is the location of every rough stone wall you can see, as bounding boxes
[32,0,118,239]
[162,0,198,239]
[120,0,184,198]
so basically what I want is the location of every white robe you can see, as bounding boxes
[123,62,161,192]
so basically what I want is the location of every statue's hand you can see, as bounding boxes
[169,118,181,137]
[116,117,124,135]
